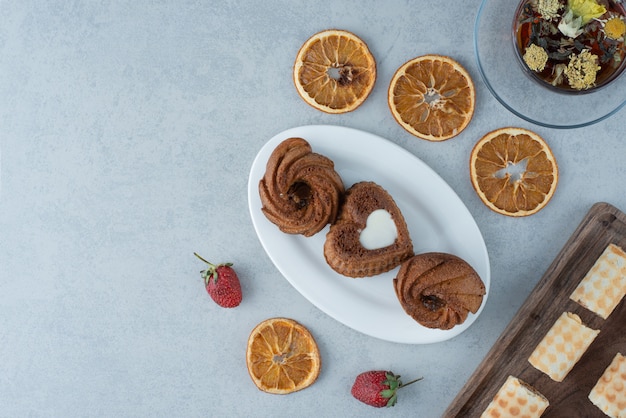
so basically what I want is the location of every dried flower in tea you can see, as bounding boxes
[564,49,601,88]
[536,0,564,19]
[514,0,626,91]
[602,14,626,39]
[524,44,550,70]
[568,0,607,24]
[558,9,585,37]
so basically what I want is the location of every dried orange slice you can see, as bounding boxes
[388,55,475,141]
[470,127,559,217]
[293,29,376,114]
[246,317,321,394]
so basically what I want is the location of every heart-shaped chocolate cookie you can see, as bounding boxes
[323,181,414,278]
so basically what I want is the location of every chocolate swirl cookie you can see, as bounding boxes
[393,252,485,330]
[259,137,344,237]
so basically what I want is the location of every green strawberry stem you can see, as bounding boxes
[193,252,215,268]
[193,252,233,268]
[399,376,423,387]
[383,374,423,407]
[194,253,234,285]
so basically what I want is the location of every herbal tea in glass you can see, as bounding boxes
[513,0,626,93]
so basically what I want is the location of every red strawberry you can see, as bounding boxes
[351,370,422,408]
[194,253,242,308]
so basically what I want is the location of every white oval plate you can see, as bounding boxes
[247,125,490,344]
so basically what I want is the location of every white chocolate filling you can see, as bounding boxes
[359,209,397,250]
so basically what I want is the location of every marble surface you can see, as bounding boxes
[1,1,624,417]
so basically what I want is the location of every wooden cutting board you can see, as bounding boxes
[444,202,626,417]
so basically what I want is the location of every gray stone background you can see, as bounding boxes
[1,1,624,416]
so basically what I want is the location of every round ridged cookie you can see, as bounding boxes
[259,137,344,237]
[393,252,485,330]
